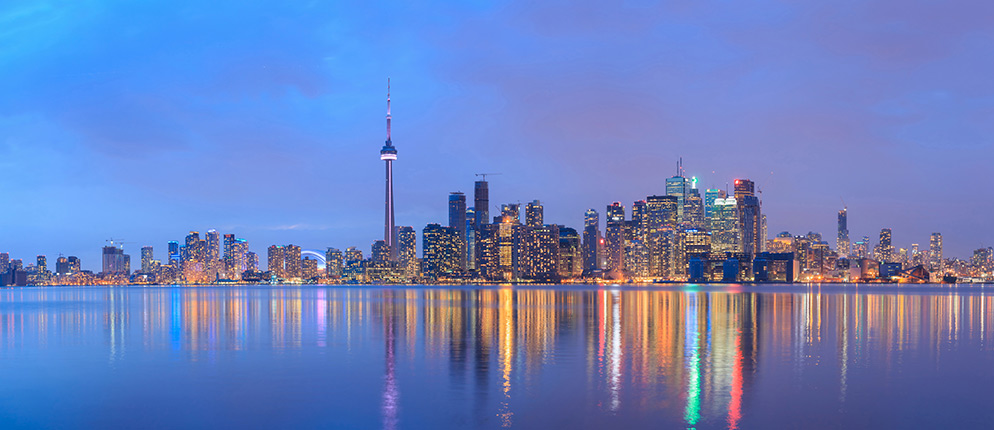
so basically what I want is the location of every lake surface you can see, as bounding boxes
[2,284,994,429]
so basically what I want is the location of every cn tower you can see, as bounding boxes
[380,79,398,260]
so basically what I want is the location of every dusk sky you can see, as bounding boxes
[2,1,992,269]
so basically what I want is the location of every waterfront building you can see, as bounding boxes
[474,180,489,228]
[101,245,130,276]
[343,247,364,283]
[325,248,343,279]
[301,258,319,280]
[449,192,467,271]
[877,229,893,262]
[206,229,220,279]
[465,208,477,272]
[837,208,850,257]
[558,226,583,279]
[397,226,418,280]
[520,224,560,281]
[267,246,285,279]
[284,245,301,280]
[711,197,740,253]
[734,179,762,255]
[684,187,705,229]
[141,246,153,273]
[168,241,179,263]
[930,233,943,273]
[605,202,626,276]
[422,223,460,281]
[582,209,599,275]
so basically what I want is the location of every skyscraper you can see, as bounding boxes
[525,200,544,228]
[422,223,460,280]
[666,176,688,223]
[837,208,850,257]
[449,192,467,271]
[474,180,489,227]
[877,229,893,262]
[267,245,285,278]
[168,241,179,263]
[397,226,418,279]
[704,188,726,219]
[605,202,626,275]
[380,79,398,261]
[711,197,741,253]
[582,209,599,275]
[734,179,762,255]
[930,233,943,273]
[325,248,343,278]
[141,246,153,273]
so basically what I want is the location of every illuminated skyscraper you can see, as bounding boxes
[558,226,583,279]
[666,177,688,222]
[734,179,762,255]
[582,209,599,275]
[0,253,8,274]
[449,192,467,271]
[525,200,544,228]
[168,241,179,263]
[501,203,520,224]
[325,248,343,278]
[605,202,626,275]
[206,229,220,277]
[704,188,726,219]
[141,246,153,273]
[267,245,285,278]
[246,252,258,272]
[930,232,943,272]
[711,197,741,253]
[877,229,893,262]
[343,247,364,283]
[520,224,560,280]
[837,208,850,257]
[284,245,301,279]
[474,180,489,227]
[684,186,705,229]
[397,226,418,279]
[465,207,477,272]
[380,80,399,261]
[101,245,130,276]
[422,223,460,280]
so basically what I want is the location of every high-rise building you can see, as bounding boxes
[704,188,726,219]
[380,80,399,261]
[343,247,364,283]
[500,203,520,224]
[930,233,943,273]
[466,207,477,272]
[558,226,583,279]
[284,245,301,279]
[0,253,8,274]
[67,256,80,274]
[684,187,705,229]
[474,180,489,227]
[877,229,893,262]
[267,245,285,278]
[246,252,258,272]
[325,248,343,278]
[605,202,626,275]
[206,229,220,277]
[422,223,460,280]
[371,240,392,262]
[141,246,153,273]
[734,179,762,255]
[582,209,599,275]
[525,200,544,228]
[666,175,689,223]
[55,256,69,276]
[397,226,418,279]
[837,208,850,257]
[449,192,467,271]
[520,224,560,280]
[101,245,130,276]
[168,241,180,263]
[711,197,740,253]
[36,255,47,273]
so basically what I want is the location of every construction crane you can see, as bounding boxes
[475,172,502,181]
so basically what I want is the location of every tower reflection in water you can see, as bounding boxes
[2,285,993,428]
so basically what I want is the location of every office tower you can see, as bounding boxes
[877,229,893,262]
[267,245,285,278]
[466,208,477,272]
[761,214,768,252]
[141,246,153,273]
[168,241,179,263]
[0,253,8,273]
[930,233,943,272]
[582,209,599,275]
[711,197,740,253]
[520,224,560,280]
[476,214,520,281]
[449,192,467,271]
[666,176,688,222]
[837,208,850,257]
[101,245,130,275]
[525,200,544,228]
[246,252,258,272]
[500,203,520,224]
[684,187,705,229]
[684,229,712,262]
[631,200,648,238]
[474,180,489,227]
[380,80,399,261]
[605,202,626,275]
[284,245,301,279]
[35,255,46,273]
[733,179,762,255]
[558,226,583,279]
[646,195,678,229]
[704,188,726,219]
[645,195,678,278]
[422,223,460,280]
[343,247,364,283]
[397,226,417,279]
[325,248,343,278]
[11,259,22,271]
[223,234,235,275]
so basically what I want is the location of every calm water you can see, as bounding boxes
[2,284,994,429]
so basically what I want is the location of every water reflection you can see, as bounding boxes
[1,285,994,428]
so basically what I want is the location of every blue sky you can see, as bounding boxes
[1,0,993,269]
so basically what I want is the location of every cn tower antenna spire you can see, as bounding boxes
[386,78,392,143]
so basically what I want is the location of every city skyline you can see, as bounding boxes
[2,1,993,264]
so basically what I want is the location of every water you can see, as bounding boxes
[1,284,993,429]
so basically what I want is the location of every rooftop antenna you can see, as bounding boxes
[386,78,391,143]
[475,172,502,181]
